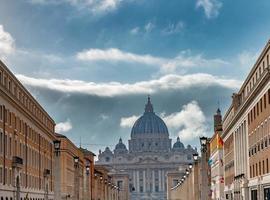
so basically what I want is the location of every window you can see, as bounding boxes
[155,185,159,192]
[259,162,261,175]
[0,167,2,183]
[263,160,265,174]
[260,99,263,112]
[267,158,269,173]
[268,89,270,104]
[264,94,267,108]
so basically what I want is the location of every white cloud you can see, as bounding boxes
[130,27,140,35]
[0,25,15,56]
[161,21,184,35]
[163,101,207,141]
[29,0,121,13]
[144,22,155,33]
[120,115,139,128]
[196,0,222,18]
[237,51,259,68]
[77,48,163,65]
[55,119,73,133]
[16,73,241,97]
[77,48,228,73]
[100,114,109,120]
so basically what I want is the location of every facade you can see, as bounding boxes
[97,97,197,200]
[0,59,123,200]
[167,137,211,200]
[167,161,200,200]
[93,165,121,200]
[222,40,270,200]
[209,109,224,200]
[54,133,95,200]
[0,60,56,200]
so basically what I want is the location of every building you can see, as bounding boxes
[93,165,121,200]
[209,109,224,200]
[97,96,197,200]
[167,160,200,200]
[0,60,56,200]
[222,40,270,200]
[54,133,95,200]
[167,137,211,200]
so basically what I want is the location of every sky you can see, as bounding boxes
[0,0,270,154]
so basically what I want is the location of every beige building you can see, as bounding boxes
[222,39,270,200]
[167,158,200,200]
[0,60,56,200]
[93,165,123,200]
[54,133,95,200]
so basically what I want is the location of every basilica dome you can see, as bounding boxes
[131,96,169,138]
[172,137,185,150]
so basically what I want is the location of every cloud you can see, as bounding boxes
[161,21,185,35]
[120,115,139,128]
[28,0,122,14]
[0,25,15,56]
[196,0,222,18]
[55,119,73,133]
[76,48,228,73]
[130,27,140,35]
[77,48,163,65]
[144,22,155,33]
[16,73,241,97]
[163,101,207,141]
[237,51,259,68]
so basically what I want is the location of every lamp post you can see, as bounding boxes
[74,156,80,200]
[192,153,199,200]
[53,140,61,200]
[200,137,210,200]
[86,166,90,200]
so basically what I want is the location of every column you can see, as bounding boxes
[54,153,61,200]
[136,171,139,193]
[158,170,161,192]
[133,171,136,192]
[152,170,155,192]
[143,170,146,192]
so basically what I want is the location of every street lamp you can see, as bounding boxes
[200,136,207,146]
[53,140,61,156]
[86,165,90,175]
[189,163,193,169]
[200,136,208,153]
[186,169,190,175]
[74,156,79,164]
[193,153,199,162]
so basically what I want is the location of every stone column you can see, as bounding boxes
[158,170,161,192]
[143,170,146,192]
[54,152,61,200]
[136,171,139,192]
[193,161,199,200]
[152,170,155,192]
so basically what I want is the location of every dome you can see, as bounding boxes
[114,138,128,154]
[173,137,185,150]
[115,138,127,150]
[131,96,169,138]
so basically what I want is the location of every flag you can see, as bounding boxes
[218,134,224,148]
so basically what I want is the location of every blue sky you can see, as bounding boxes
[0,0,270,153]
